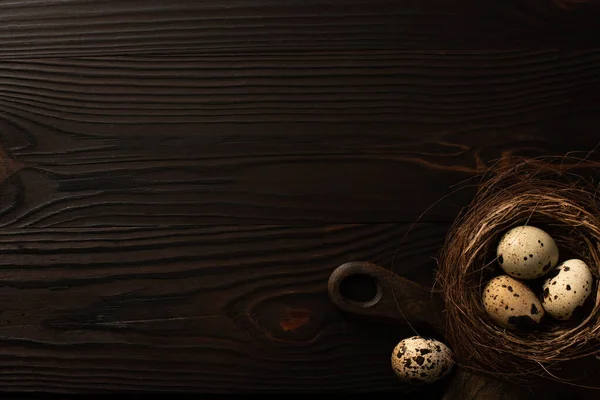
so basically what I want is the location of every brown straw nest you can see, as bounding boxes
[436,158,600,379]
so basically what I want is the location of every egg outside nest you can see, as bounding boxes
[391,336,454,385]
[436,158,600,380]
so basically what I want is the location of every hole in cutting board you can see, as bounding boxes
[339,273,381,306]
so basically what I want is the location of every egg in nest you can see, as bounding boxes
[496,225,559,280]
[541,259,594,320]
[483,275,544,331]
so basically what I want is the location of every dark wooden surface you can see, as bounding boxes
[2,0,600,395]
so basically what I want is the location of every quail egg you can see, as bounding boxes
[391,336,453,385]
[483,275,544,331]
[497,225,559,279]
[541,259,594,320]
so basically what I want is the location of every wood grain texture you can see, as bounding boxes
[0,0,600,58]
[2,1,600,395]
[0,223,447,393]
[0,51,600,226]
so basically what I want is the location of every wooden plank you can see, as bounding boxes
[0,0,599,58]
[0,223,448,393]
[2,51,600,124]
[0,51,599,226]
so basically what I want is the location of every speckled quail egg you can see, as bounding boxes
[541,259,594,320]
[496,225,559,280]
[391,336,453,385]
[483,275,544,331]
